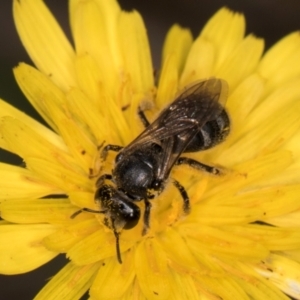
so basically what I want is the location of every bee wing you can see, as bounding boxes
[126,78,228,151]
[154,79,228,180]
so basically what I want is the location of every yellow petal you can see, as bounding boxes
[73,55,130,144]
[26,157,91,193]
[240,107,300,163]
[0,163,58,199]
[68,191,95,208]
[182,224,269,261]
[126,92,147,140]
[216,35,264,90]
[155,53,178,108]
[170,272,201,300]
[0,117,80,175]
[90,253,135,299]
[34,261,100,300]
[157,227,200,270]
[0,98,66,152]
[283,250,300,264]
[190,202,264,226]
[195,275,249,300]
[243,79,300,132]
[225,74,265,139]
[242,185,300,220]
[69,0,121,40]
[231,262,290,300]
[218,85,300,164]
[162,24,193,76]
[119,10,154,93]
[104,88,132,145]
[13,0,76,91]
[258,32,300,96]
[210,183,300,221]
[205,150,293,200]
[222,225,300,252]
[74,54,105,107]
[70,0,121,97]
[0,199,76,225]
[135,238,171,299]
[1,116,56,159]
[42,95,97,171]
[180,36,215,86]
[123,278,147,300]
[44,218,100,252]
[256,254,300,300]
[261,167,300,188]
[0,223,57,274]
[14,63,66,132]
[200,7,245,70]
[67,229,135,265]
[66,88,109,143]
[266,210,300,227]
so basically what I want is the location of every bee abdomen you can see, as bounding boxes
[184,109,230,152]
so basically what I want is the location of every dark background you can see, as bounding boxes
[0,0,299,299]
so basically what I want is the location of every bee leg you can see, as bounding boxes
[176,157,220,175]
[172,179,190,213]
[142,198,152,235]
[96,173,113,188]
[137,106,150,128]
[101,144,123,161]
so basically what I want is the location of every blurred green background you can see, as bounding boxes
[0,0,299,299]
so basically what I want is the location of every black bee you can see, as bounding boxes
[72,78,230,263]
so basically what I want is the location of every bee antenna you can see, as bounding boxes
[112,220,122,264]
[71,208,105,219]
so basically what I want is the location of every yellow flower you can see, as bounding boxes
[1,0,300,299]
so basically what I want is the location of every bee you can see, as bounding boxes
[72,78,230,263]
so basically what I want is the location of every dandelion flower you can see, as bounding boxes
[1,0,300,299]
